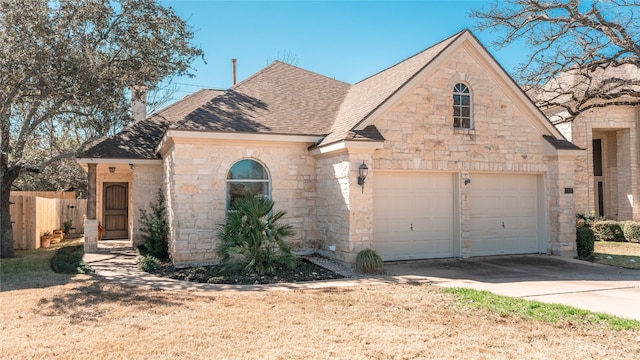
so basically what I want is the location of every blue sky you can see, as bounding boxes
[161,1,526,99]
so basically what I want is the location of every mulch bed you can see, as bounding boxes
[154,259,345,285]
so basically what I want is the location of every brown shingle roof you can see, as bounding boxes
[542,135,583,150]
[172,61,351,136]
[319,30,465,146]
[80,89,224,159]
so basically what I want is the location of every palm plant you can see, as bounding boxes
[217,197,296,276]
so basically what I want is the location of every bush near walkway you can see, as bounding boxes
[593,220,626,242]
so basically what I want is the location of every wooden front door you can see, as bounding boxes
[103,182,128,239]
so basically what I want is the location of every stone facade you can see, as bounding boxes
[553,106,640,221]
[161,140,319,266]
[84,32,580,265]
[369,46,575,257]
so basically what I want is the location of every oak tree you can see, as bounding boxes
[471,0,640,121]
[0,0,202,257]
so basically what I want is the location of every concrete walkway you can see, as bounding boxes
[84,250,640,320]
[385,255,640,321]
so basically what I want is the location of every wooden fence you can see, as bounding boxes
[9,193,87,250]
[10,191,76,199]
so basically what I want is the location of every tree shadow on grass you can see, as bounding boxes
[33,278,185,323]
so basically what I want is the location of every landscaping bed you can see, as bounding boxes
[154,258,345,285]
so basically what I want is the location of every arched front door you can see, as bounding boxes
[103,182,128,239]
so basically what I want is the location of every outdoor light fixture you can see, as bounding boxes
[464,178,471,185]
[357,161,368,193]
[108,166,116,173]
[129,163,135,170]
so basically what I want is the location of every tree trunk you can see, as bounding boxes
[1,165,19,258]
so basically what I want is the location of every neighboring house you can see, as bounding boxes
[78,29,582,267]
[542,65,640,221]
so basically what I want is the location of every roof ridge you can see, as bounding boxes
[153,88,223,117]
[354,29,468,85]
[233,60,351,90]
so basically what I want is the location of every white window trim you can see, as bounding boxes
[225,159,271,210]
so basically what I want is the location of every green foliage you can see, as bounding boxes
[138,189,169,261]
[593,221,626,242]
[355,248,384,274]
[1,0,202,258]
[442,287,640,331]
[622,222,640,243]
[576,227,595,258]
[52,244,94,274]
[63,219,73,234]
[576,210,597,228]
[217,197,296,276]
[137,254,161,273]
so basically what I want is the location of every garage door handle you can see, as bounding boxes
[502,221,505,229]
[411,224,413,231]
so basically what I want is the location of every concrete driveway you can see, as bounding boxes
[385,255,640,321]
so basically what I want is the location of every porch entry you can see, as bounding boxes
[102,182,128,240]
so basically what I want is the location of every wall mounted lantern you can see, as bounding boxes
[108,166,116,173]
[357,161,368,193]
[129,163,135,170]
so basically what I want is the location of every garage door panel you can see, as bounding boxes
[373,172,454,261]
[469,174,540,257]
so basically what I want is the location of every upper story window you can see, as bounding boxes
[453,83,472,129]
[226,159,270,210]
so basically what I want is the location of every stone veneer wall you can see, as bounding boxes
[315,151,375,263]
[164,140,318,267]
[131,164,163,246]
[556,106,639,220]
[368,45,574,256]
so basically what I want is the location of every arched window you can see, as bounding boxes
[226,159,270,210]
[453,83,472,129]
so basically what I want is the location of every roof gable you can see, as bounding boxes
[319,30,465,146]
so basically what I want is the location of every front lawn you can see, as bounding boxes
[2,240,640,358]
[593,241,640,269]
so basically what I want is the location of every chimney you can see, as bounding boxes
[130,86,147,122]
[231,58,237,86]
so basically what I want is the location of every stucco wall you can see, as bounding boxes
[164,140,318,266]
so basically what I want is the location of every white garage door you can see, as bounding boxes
[468,173,540,256]
[373,172,454,261]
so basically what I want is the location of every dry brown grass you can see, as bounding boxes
[2,278,639,359]
[595,241,640,256]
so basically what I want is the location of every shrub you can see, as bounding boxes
[217,197,296,276]
[623,221,640,243]
[593,220,626,242]
[576,210,597,228]
[52,244,94,274]
[138,189,169,260]
[576,227,595,258]
[355,248,384,274]
[137,254,161,273]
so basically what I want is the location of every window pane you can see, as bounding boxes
[461,107,470,117]
[227,159,268,180]
[461,95,470,106]
[453,107,461,117]
[228,181,269,208]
